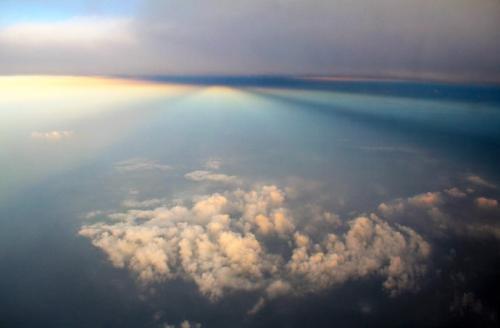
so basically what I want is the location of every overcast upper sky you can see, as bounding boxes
[1,0,500,82]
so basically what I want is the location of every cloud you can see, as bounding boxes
[445,188,467,198]
[0,15,141,75]
[253,210,295,236]
[265,279,292,298]
[204,159,222,170]
[378,201,405,217]
[408,192,441,208]
[1,0,500,81]
[450,292,483,316]
[475,197,498,209]
[287,215,430,297]
[184,170,238,184]
[164,321,202,328]
[84,210,104,220]
[79,181,430,307]
[0,16,134,46]
[466,175,497,189]
[121,198,167,209]
[80,168,500,316]
[31,130,73,140]
[114,158,171,172]
[464,224,500,240]
[377,180,500,240]
[247,297,266,315]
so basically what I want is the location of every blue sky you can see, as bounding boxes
[0,0,138,25]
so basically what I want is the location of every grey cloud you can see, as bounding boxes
[1,0,499,81]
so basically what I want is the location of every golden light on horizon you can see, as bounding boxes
[0,75,194,100]
[0,75,199,129]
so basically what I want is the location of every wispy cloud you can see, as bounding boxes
[467,175,497,189]
[0,16,134,46]
[31,130,73,140]
[204,159,222,170]
[114,158,171,172]
[121,198,167,209]
[184,170,238,184]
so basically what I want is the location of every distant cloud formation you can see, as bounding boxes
[184,170,238,184]
[377,178,500,240]
[475,197,498,209]
[79,169,431,310]
[1,0,499,81]
[114,158,171,172]
[467,175,497,189]
[31,130,74,140]
[445,188,467,198]
[204,159,222,170]
[84,210,104,220]
[121,198,167,209]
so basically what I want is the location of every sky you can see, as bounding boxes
[1,2,500,327]
[1,0,500,81]
[1,76,500,327]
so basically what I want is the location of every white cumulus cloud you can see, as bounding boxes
[79,181,430,308]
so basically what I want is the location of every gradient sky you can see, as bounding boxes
[1,0,500,82]
[1,3,500,327]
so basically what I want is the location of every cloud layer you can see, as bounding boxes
[1,0,500,81]
[377,176,500,240]
[79,174,431,309]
